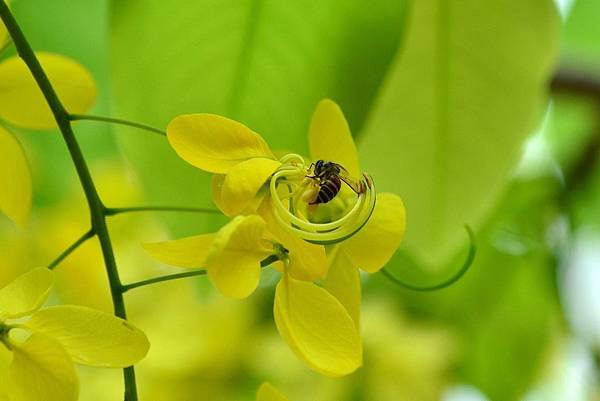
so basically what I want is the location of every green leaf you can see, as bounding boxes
[109,0,405,234]
[358,0,559,267]
[546,95,597,171]
[375,177,562,401]
[562,0,600,68]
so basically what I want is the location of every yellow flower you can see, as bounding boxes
[166,101,376,247]
[256,382,289,401]
[145,214,361,377]
[0,268,149,401]
[0,12,96,228]
[145,215,362,376]
[166,98,404,321]
[308,101,406,328]
[146,99,404,377]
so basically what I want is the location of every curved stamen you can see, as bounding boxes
[268,157,377,245]
[270,169,366,232]
[278,153,306,165]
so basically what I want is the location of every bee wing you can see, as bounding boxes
[337,168,362,194]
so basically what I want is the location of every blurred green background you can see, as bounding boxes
[1,0,600,400]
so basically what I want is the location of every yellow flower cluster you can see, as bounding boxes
[146,99,406,376]
[0,268,149,401]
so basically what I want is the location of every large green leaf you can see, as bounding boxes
[562,0,600,68]
[371,177,562,401]
[109,0,405,235]
[358,0,559,267]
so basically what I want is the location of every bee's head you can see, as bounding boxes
[314,160,340,175]
[314,159,325,173]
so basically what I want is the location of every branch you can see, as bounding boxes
[551,67,600,99]
[0,3,139,400]
[70,113,166,136]
[47,229,95,270]
[121,255,281,292]
[106,206,221,216]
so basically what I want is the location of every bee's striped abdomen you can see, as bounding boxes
[313,175,341,204]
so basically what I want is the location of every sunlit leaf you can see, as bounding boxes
[0,126,31,228]
[359,0,559,267]
[562,0,600,67]
[382,178,561,401]
[110,0,405,234]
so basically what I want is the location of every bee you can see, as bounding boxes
[307,160,362,205]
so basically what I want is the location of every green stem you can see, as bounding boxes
[47,229,95,270]
[122,254,281,292]
[106,206,221,216]
[381,225,476,291]
[69,113,166,136]
[0,4,139,400]
[122,270,207,292]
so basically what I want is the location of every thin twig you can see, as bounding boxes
[47,229,94,270]
[106,206,221,216]
[381,225,476,291]
[122,255,281,293]
[69,113,166,136]
[122,270,207,292]
[551,67,600,99]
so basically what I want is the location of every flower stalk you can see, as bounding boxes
[69,113,166,136]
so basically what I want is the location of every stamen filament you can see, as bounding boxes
[268,156,377,245]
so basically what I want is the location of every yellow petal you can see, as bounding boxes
[308,99,360,179]
[324,247,361,328]
[167,114,275,174]
[0,53,96,130]
[211,174,227,213]
[0,267,53,320]
[143,233,215,269]
[25,305,149,368]
[0,126,31,227]
[220,158,281,216]
[341,193,406,273]
[274,275,362,377]
[259,199,328,281]
[257,383,289,401]
[9,333,78,401]
[206,215,272,298]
